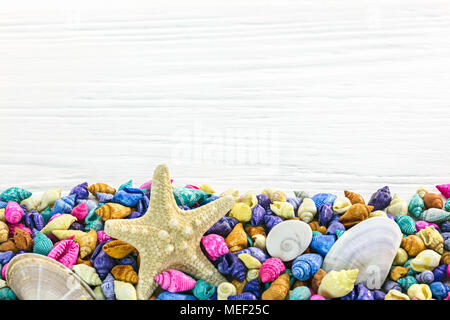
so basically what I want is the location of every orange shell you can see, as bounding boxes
[311,268,327,293]
[232,279,247,295]
[225,223,248,253]
[245,226,266,238]
[103,240,136,259]
[292,280,308,289]
[78,230,98,259]
[95,203,132,221]
[390,266,410,281]
[423,193,443,209]
[401,235,426,257]
[339,204,373,227]
[344,190,365,205]
[111,264,139,284]
[87,183,116,197]
[262,273,290,300]
[0,239,19,253]
[77,257,93,267]
[13,228,33,251]
[441,251,450,264]
[0,221,9,243]
[308,221,326,234]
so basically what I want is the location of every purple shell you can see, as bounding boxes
[206,216,238,237]
[382,280,401,293]
[355,284,374,300]
[0,251,15,265]
[326,221,345,236]
[311,193,337,209]
[112,188,144,207]
[257,194,271,209]
[217,253,246,282]
[228,293,257,300]
[178,205,190,210]
[96,192,114,203]
[368,186,392,211]
[127,211,143,219]
[243,279,261,299]
[101,273,115,300]
[69,221,85,231]
[373,290,386,300]
[416,270,434,284]
[310,234,335,256]
[264,214,283,232]
[286,197,303,216]
[235,247,269,263]
[341,288,356,300]
[200,195,219,206]
[318,203,333,226]
[432,265,447,282]
[250,204,265,226]
[137,194,149,214]
[386,213,396,221]
[441,221,450,233]
[91,240,116,279]
[0,201,7,209]
[30,211,45,231]
[70,182,89,200]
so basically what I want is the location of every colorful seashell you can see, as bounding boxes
[114,280,137,300]
[261,272,290,300]
[368,210,387,218]
[392,248,408,266]
[246,269,260,283]
[201,234,229,261]
[311,193,337,210]
[339,203,373,227]
[297,198,317,223]
[111,265,138,284]
[310,234,335,257]
[259,257,286,283]
[70,182,89,200]
[308,221,326,235]
[249,204,265,226]
[51,194,76,215]
[429,282,449,300]
[206,216,238,238]
[91,243,116,279]
[397,275,418,291]
[386,194,408,216]
[368,186,392,211]
[52,230,86,242]
[48,238,79,269]
[410,249,441,272]
[423,192,444,209]
[270,201,295,219]
[228,293,257,300]
[102,240,135,259]
[228,202,252,222]
[433,265,447,282]
[311,268,327,293]
[401,235,426,257]
[13,228,33,251]
[415,270,434,284]
[20,197,40,211]
[72,264,102,286]
[41,214,77,235]
[264,213,283,232]
[0,187,32,203]
[325,220,345,236]
[5,201,24,224]
[390,266,410,281]
[78,230,98,259]
[344,190,365,205]
[88,183,116,198]
[416,186,429,198]
[415,220,439,232]
[236,247,269,263]
[217,282,237,300]
[395,215,417,235]
[225,223,248,253]
[419,208,450,224]
[238,253,262,269]
[217,253,246,281]
[292,253,322,281]
[332,196,352,215]
[318,269,359,298]
[111,188,144,207]
[37,188,61,212]
[193,280,216,300]
[0,221,8,243]
[385,289,410,300]
[71,203,89,222]
[436,184,450,198]
[290,286,311,300]
[318,203,333,226]
[419,226,444,254]
[173,187,211,207]
[286,197,302,216]
[408,194,425,218]
[95,203,132,221]
[156,291,195,300]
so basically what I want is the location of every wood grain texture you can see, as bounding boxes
[1,0,450,201]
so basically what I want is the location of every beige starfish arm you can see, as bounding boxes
[135,257,160,300]
[145,164,178,214]
[103,218,158,249]
[184,195,235,233]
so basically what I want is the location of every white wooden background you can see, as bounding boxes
[1,0,450,201]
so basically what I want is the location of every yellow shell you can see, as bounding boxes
[419,226,444,254]
[386,194,408,216]
[385,289,410,300]
[94,286,106,300]
[392,248,408,266]
[407,284,432,300]
[52,230,87,242]
[298,198,317,223]
[246,269,260,282]
[410,249,441,272]
[217,282,237,300]
[41,214,77,235]
[220,188,240,201]
[78,230,98,259]
[228,202,252,222]
[111,265,139,284]
[270,190,287,203]
[225,223,248,253]
[239,191,258,208]
[252,234,266,251]
[238,253,262,269]
[416,186,429,199]
[232,279,247,295]
[72,264,102,286]
[95,203,132,221]
[20,198,41,211]
[332,197,352,214]
[262,273,290,300]
[390,266,410,281]
[318,269,359,298]
[114,280,137,300]
[199,184,215,194]
[270,201,295,219]
[401,235,426,257]
[0,280,7,289]
[88,183,116,197]
[0,209,6,223]
[0,221,9,243]
[369,210,387,218]
[103,240,136,259]
[37,188,61,212]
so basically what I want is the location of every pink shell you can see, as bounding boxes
[5,201,24,224]
[140,179,173,191]
[444,293,450,301]
[9,223,32,236]
[48,238,79,269]
[436,184,450,199]
[184,184,199,189]
[97,230,113,244]
[411,297,419,300]
[415,221,439,231]
[446,264,450,278]
[71,203,88,222]
[201,234,229,261]
[48,213,63,223]
[2,264,7,279]
[310,294,326,300]
[154,269,196,293]
[259,258,285,283]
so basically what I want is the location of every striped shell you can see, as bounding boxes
[48,238,79,269]
[154,269,196,293]
[95,203,131,221]
[87,183,116,198]
[41,214,77,235]
[102,240,135,259]
[111,265,138,284]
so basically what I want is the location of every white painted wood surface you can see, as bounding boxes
[1,0,450,201]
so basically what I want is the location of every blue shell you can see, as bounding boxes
[311,193,337,209]
[264,214,283,232]
[115,256,138,271]
[0,201,6,209]
[199,195,219,206]
[179,205,190,210]
[91,240,116,279]
[289,286,311,300]
[70,182,89,200]
[286,197,303,216]
[112,188,144,207]
[236,247,269,263]
[355,283,374,300]
[127,211,143,219]
[157,291,197,300]
[432,264,447,282]
[137,193,149,214]
[217,253,246,282]
[373,290,386,300]
[326,221,345,236]
[415,270,434,284]
[318,203,333,227]
[243,279,261,299]
[368,186,392,211]
[101,273,115,300]
[250,204,265,226]
[96,192,114,203]
[118,180,133,191]
[429,282,448,300]
[228,293,257,300]
[310,234,335,256]
[341,288,356,300]
[257,194,271,209]
[51,194,76,214]
[292,253,323,281]
[206,216,238,237]
[441,221,450,233]
[0,251,14,265]
[382,280,402,293]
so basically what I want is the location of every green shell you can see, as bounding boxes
[40,206,53,224]
[395,215,417,235]
[33,231,54,256]
[403,259,417,276]
[85,208,104,232]
[397,275,418,291]
[118,180,133,191]
[408,194,424,218]
[289,286,311,300]
[335,230,345,238]
[192,280,216,300]
[0,287,17,300]
[173,187,211,207]
[312,231,322,237]
[0,187,32,203]
[445,198,450,212]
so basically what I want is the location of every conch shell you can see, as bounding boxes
[245,226,266,250]
[111,265,138,284]
[13,228,33,251]
[261,272,290,300]
[0,221,8,243]
[201,234,229,261]
[298,198,317,223]
[436,183,450,198]
[410,249,441,272]
[225,223,248,253]
[259,258,285,283]
[419,208,450,224]
[407,283,432,300]
[228,202,252,222]
[344,190,365,205]
[339,203,373,227]
[423,192,443,209]
[78,230,98,259]
[332,197,352,215]
[401,235,426,257]
[270,202,295,219]
[385,289,410,300]
[95,203,131,221]
[266,220,312,261]
[72,264,102,286]
[217,282,236,300]
[318,269,359,298]
[419,226,444,254]
[88,183,116,198]
[37,188,61,212]
[41,214,77,235]
[387,194,408,216]
[5,201,24,224]
[102,240,135,259]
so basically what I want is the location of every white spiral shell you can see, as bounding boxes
[332,196,352,215]
[298,198,317,223]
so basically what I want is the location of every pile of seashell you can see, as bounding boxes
[0,181,449,300]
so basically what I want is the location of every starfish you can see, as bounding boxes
[104,164,235,300]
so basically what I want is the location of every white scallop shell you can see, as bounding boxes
[266,220,312,261]
[6,253,96,300]
[322,217,402,290]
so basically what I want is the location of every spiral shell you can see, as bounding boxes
[102,240,135,259]
[266,220,312,261]
[270,201,295,219]
[5,202,24,224]
[410,249,441,272]
[228,202,252,222]
[48,238,79,269]
[246,269,260,282]
[419,208,450,224]
[269,190,287,203]
[387,194,408,216]
[385,289,410,300]
[318,269,359,298]
[390,266,410,281]
[111,264,138,284]
[408,194,425,218]
[95,203,131,221]
[415,220,439,232]
[37,188,61,212]
[401,235,426,257]
[225,223,248,253]
[332,196,352,215]
[262,272,290,300]
[0,187,32,203]
[201,234,229,261]
[423,192,444,209]
[88,183,116,198]
[298,198,317,223]
[78,230,98,259]
[292,253,323,281]
[419,226,444,254]
[436,183,450,198]
[73,264,102,286]
[289,286,312,300]
[114,280,137,300]
[415,270,434,284]
[259,258,285,283]
[217,282,236,300]
[0,221,8,243]
[310,234,335,257]
[193,280,216,300]
[51,194,76,215]
[71,203,89,222]
[14,228,33,251]
[339,203,373,227]
[416,186,429,199]
[41,214,77,235]
[395,215,417,235]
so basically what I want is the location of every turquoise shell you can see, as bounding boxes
[408,194,424,218]
[311,231,322,237]
[192,280,216,300]
[0,187,32,203]
[289,286,311,300]
[40,206,53,224]
[33,232,54,256]
[246,234,253,247]
[403,259,417,276]
[0,287,17,300]
[85,208,104,232]
[118,180,133,191]
[445,198,450,212]
[173,187,211,207]
[335,230,345,238]
[395,215,417,235]
[397,275,418,291]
